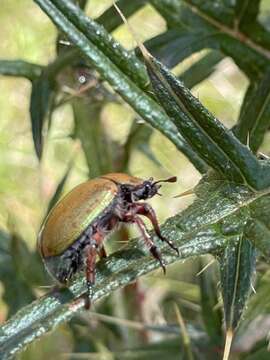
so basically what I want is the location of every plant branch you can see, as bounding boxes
[183,1,270,61]
[0,60,43,81]
[33,0,207,173]
[1,176,269,359]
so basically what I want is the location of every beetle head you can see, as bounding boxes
[131,176,177,201]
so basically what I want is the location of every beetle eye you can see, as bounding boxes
[141,182,154,199]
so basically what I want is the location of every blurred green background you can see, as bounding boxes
[1,0,270,359]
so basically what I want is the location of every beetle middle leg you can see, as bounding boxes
[125,214,166,274]
[98,244,107,259]
[131,203,179,255]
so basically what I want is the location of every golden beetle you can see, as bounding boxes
[38,173,178,308]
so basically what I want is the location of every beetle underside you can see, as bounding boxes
[44,176,178,309]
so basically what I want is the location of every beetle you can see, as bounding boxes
[38,173,178,309]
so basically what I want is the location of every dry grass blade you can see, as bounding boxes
[223,329,234,360]
[174,303,194,360]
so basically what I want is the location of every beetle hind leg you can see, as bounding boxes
[84,244,97,310]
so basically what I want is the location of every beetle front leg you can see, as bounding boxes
[132,215,166,274]
[85,244,97,310]
[133,203,179,255]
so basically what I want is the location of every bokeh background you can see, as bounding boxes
[1,0,270,359]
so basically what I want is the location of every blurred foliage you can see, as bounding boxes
[1,0,270,359]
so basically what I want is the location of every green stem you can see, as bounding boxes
[33,0,207,173]
[51,0,148,90]
[0,225,225,360]
[0,60,43,81]
[1,175,267,359]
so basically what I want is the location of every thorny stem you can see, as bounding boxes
[0,224,227,360]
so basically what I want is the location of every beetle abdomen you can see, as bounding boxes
[43,224,94,283]
[39,178,118,257]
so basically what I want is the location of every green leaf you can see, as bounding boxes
[199,258,222,346]
[0,229,10,256]
[33,0,208,173]
[0,233,36,318]
[73,99,113,177]
[246,349,270,360]
[0,60,43,81]
[235,0,261,28]
[77,0,87,10]
[235,271,270,350]
[179,51,224,89]
[234,69,270,152]
[145,53,269,188]
[218,237,256,331]
[145,30,223,70]
[45,161,73,217]
[97,0,147,33]
[243,344,270,360]
[244,192,270,257]
[150,0,270,79]
[151,0,234,29]
[30,74,54,159]
[145,29,198,68]
[29,49,97,161]
[1,174,270,358]
[123,122,160,171]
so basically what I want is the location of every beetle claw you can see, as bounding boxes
[84,295,91,310]
[160,235,179,256]
[150,245,166,274]
[161,261,166,275]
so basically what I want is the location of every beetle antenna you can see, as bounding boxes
[153,176,177,185]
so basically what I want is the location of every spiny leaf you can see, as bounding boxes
[234,69,270,152]
[218,237,256,332]
[150,0,270,79]
[151,0,234,28]
[244,191,270,256]
[1,174,270,358]
[199,259,222,346]
[144,53,268,188]
[235,271,270,351]
[34,0,208,173]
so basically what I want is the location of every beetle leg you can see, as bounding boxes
[131,215,166,274]
[132,203,179,255]
[98,245,107,259]
[85,244,97,310]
